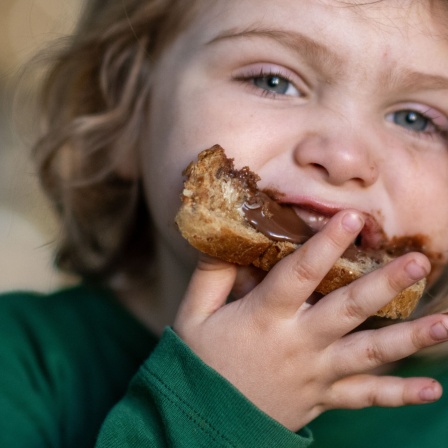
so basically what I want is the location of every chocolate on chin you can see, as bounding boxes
[175,145,427,319]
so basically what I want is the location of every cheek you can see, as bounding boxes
[139,101,184,244]
[401,176,448,257]
[142,156,200,269]
[151,76,292,171]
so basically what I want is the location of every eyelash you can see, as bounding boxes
[233,68,448,144]
[233,68,300,99]
[389,109,448,142]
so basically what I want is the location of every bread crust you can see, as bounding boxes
[175,145,426,319]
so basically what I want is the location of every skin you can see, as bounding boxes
[129,0,448,432]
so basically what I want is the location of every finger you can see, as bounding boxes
[332,314,448,375]
[309,251,431,343]
[231,265,267,300]
[175,255,237,324]
[328,374,442,410]
[251,210,364,316]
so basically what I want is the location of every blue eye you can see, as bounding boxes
[254,75,290,94]
[251,74,301,97]
[393,110,430,132]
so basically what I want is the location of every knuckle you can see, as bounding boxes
[291,259,318,283]
[386,276,405,293]
[364,387,380,407]
[340,290,367,322]
[385,270,406,294]
[325,230,347,252]
[409,323,428,351]
[364,343,387,367]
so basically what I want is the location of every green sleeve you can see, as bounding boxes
[96,328,313,447]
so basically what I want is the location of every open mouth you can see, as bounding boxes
[292,205,386,250]
[292,207,330,232]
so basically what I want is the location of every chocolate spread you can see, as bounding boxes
[242,193,373,260]
[241,192,441,268]
[242,192,314,244]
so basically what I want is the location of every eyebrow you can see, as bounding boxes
[382,68,448,92]
[207,27,448,93]
[207,27,345,77]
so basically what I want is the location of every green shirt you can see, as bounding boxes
[309,354,448,447]
[0,285,310,447]
[1,284,447,447]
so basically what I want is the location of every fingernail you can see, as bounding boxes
[342,212,364,232]
[430,322,448,341]
[404,260,428,280]
[419,385,438,402]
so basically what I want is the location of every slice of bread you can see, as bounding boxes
[175,145,426,319]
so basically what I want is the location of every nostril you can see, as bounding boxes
[310,163,328,174]
[354,234,363,247]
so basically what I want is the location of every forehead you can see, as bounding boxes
[176,0,448,73]
[186,0,448,38]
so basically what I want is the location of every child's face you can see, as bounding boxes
[141,0,448,271]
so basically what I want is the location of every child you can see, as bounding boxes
[4,0,448,446]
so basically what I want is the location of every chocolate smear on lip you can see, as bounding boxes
[242,192,315,244]
[241,193,443,270]
[241,193,378,261]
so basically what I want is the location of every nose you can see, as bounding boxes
[293,131,379,187]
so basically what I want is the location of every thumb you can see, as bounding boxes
[176,255,237,325]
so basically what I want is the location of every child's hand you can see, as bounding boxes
[174,211,448,432]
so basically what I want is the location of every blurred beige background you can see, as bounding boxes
[0,0,84,292]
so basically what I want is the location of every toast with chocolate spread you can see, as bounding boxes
[175,145,426,319]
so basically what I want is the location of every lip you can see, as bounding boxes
[292,205,332,232]
[276,197,387,250]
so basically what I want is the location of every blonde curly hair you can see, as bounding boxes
[32,0,203,283]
